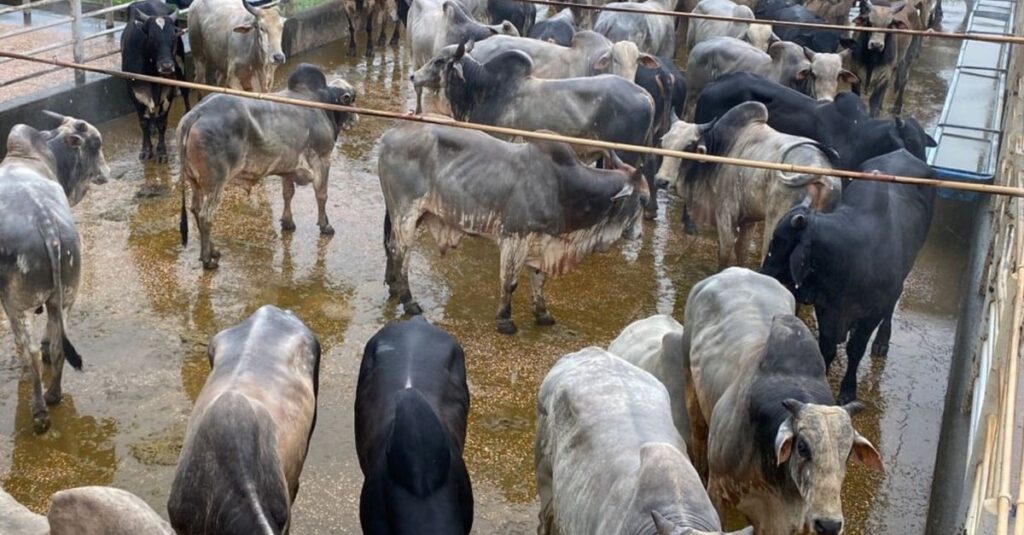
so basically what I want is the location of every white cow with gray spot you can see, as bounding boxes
[687,0,775,51]
[535,347,751,535]
[681,267,883,535]
[594,0,676,57]
[464,30,651,81]
[0,112,109,433]
[407,0,518,68]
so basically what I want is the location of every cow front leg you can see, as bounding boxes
[4,304,48,432]
[685,368,710,482]
[529,267,555,326]
[280,177,297,231]
[871,303,896,357]
[375,8,388,47]
[642,154,659,220]
[137,115,153,161]
[389,21,401,45]
[839,317,880,404]
[815,305,840,370]
[346,11,358,55]
[193,57,208,92]
[365,11,377,56]
[496,241,527,335]
[868,82,888,117]
[314,169,334,235]
[734,222,753,267]
[154,112,170,163]
[716,215,738,269]
[387,213,422,315]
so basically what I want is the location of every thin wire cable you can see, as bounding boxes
[518,0,1024,45]
[1,50,1021,198]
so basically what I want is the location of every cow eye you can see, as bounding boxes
[797,439,812,460]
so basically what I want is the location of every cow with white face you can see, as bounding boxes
[681,267,883,535]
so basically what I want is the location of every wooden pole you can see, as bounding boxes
[517,0,1024,45]
[2,50,1024,199]
[995,215,1024,535]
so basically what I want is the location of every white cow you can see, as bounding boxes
[188,0,287,92]
[688,0,775,51]
[594,0,676,57]
[407,0,517,68]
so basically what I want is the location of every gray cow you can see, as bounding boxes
[465,31,652,81]
[607,314,690,442]
[379,123,648,334]
[407,0,518,68]
[686,37,852,105]
[0,113,109,433]
[536,347,751,535]
[1,488,47,535]
[682,268,883,535]
[168,305,321,535]
[594,0,676,58]
[687,0,775,51]
[188,0,287,92]
[49,487,174,535]
[178,64,357,269]
[657,102,841,268]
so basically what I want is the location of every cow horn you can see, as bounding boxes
[41,110,69,125]
[261,0,280,9]
[166,5,178,18]
[782,398,806,417]
[802,45,815,61]
[611,183,633,201]
[133,7,151,23]
[242,0,260,16]
[859,0,872,14]
[842,401,866,416]
[650,511,677,535]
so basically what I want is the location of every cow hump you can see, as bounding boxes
[386,388,453,498]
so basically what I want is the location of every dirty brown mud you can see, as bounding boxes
[0,2,977,532]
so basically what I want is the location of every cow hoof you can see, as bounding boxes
[535,313,556,326]
[348,45,357,56]
[280,219,297,232]
[496,319,518,335]
[403,301,423,316]
[837,390,857,406]
[156,152,168,164]
[44,390,62,406]
[138,149,152,161]
[33,413,50,434]
[320,224,336,236]
[871,342,889,358]
[644,209,658,221]
[211,249,222,259]
[202,258,219,270]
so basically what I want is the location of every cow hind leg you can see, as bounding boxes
[871,303,897,357]
[868,81,888,117]
[734,222,753,268]
[314,168,335,235]
[4,304,48,432]
[389,20,401,45]
[346,11,359,55]
[529,267,555,326]
[280,177,297,231]
[43,300,78,406]
[387,212,422,314]
[364,10,377,56]
[192,182,223,269]
[496,240,527,335]
[375,7,388,47]
[716,215,738,269]
[839,317,880,404]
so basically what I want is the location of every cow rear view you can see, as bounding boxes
[168,305,321,534]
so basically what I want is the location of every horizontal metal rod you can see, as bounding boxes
[0,64,64,88]
[82,2,129,17]
[0,38,72,65]
[518,0,1024,45]
[0,0,64,16]
[0,14,71,38]
[1,50,1022,198]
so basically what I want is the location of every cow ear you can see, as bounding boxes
[775,417,794,465]
[794,68,810,81]
[850,433,884,472]
[233,23,254,33]
[695,143,707,155]
[133,19,147,31]
[852,14,869,26]
[925,133,938,147]
[64,134,84,148]
[638,54,660,69]
[651,511,683,535]
[839,38,857,52]
[610,183,634,201]
[593,53,610,73]
[452,61,465,81]
[789,238,811,288]
[839,69,860,85]
[892,19,909,29]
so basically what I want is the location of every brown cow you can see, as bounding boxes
[849,0,923,116]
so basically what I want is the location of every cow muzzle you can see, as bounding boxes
[272,53,286,64]
[813,518,843,535]
[868,35,885,51]
[157,60,175,74]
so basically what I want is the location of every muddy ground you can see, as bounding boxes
[0,2,979,532]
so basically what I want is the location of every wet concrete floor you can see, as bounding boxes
[0,2,979,532]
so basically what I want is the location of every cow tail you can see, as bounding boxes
[178,119,192,247]
[383,210,392,250]
[180,183,189,247]
[38,222,83,371]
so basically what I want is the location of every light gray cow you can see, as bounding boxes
[608,314,689,441]
[682,268,883,535]
[379,123,648,334]
[407,0,518,68]
[536,347,751,535]
[49,487,174,535]
[657,102,841,268]
[686,37,852,104]
[594,0,676,57]
[1,488,47,535]
[466,31,652,81]
[177,64,357,269]
[0,113,109,433]
[188,0,287,92]
[687,0,775,51]
[168,305,321,535]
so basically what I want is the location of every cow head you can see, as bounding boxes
[796,47,860,101]
[853,0,907,52]
[130,5,181,75]
[655,118,713,194]
[774,396,883,535]
[237,0,287,66]
[761,203,814,293]
[590,40,647,81]
[604,149,648,241]
[287,64,358,134]
[893,116,937,160]
[443,46,532,122]
[744,23,776,51]
[411,43,464,92]
[5,111,110,205]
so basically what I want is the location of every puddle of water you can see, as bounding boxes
[0,2,976,532]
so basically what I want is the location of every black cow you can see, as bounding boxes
[694,72,936,170]
[755,0,852,53]
[356,317,473,534]
[634,56,685,195]
[527,7,575,45]
[488,0,535,35]
[760,149,936,404]
[121,0,190,163]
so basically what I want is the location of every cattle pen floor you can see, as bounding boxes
[0,1,983,532]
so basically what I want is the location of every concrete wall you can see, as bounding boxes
[0,0,350,158]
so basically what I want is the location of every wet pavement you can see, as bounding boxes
[0,2,978,532]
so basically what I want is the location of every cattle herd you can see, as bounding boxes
[0,0,955,531]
